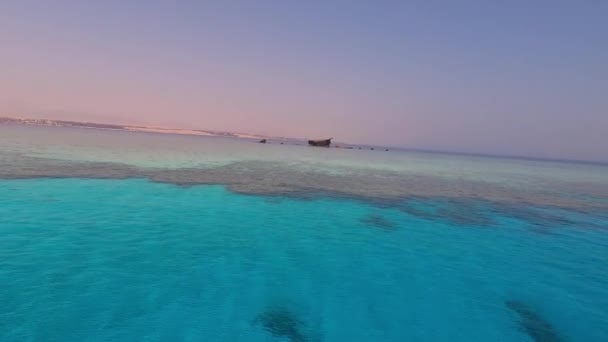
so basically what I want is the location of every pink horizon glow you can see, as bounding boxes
[1,2,607,162]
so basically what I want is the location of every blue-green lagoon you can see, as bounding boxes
[1,125,607,341]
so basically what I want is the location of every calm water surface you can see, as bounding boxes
[1,125,607,341]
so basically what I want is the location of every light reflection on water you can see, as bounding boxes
[1,125,607,210]
[2,124,607,183]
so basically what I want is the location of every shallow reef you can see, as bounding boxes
[2,153,607,211]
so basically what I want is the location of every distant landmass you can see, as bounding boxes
[0,116,274,140]
[4,115,604,165]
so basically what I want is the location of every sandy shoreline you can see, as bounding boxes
[0,116,271,141]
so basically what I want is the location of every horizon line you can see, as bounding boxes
[2,114,607,167]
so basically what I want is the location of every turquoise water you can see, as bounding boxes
[2,178,607,341]
[1,125,608,341]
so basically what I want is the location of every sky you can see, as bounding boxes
[1,1,607,162]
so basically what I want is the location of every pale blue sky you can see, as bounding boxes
[1,1,607,161]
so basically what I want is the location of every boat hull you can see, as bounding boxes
[308,138,332,147]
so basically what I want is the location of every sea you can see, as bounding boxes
[1,124,607,342]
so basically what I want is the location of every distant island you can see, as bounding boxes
[0,116,271,140]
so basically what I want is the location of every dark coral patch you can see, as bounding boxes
[254,307,307,342]
[360,214,397,231]
[506,300,562,342]
[400,199,495,227]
